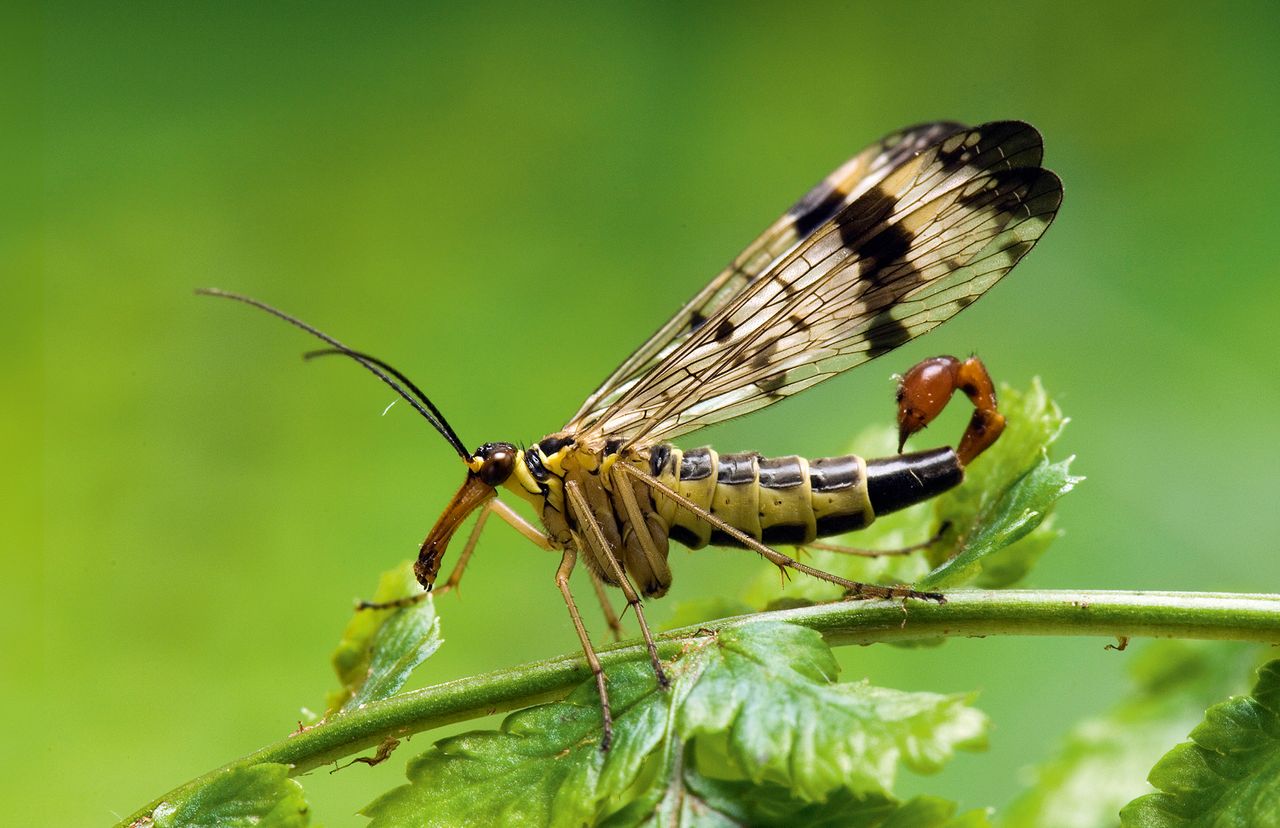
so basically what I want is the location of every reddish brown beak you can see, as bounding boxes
[414,474,495,589]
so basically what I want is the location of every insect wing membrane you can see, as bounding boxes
[567,121,969,432]
[573,121,1061,446]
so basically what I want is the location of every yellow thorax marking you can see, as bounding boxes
[599,452,620,481]
[508,449,543,497]
[542,445,573,477]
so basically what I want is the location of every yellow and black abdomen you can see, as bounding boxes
[646,444,963,550]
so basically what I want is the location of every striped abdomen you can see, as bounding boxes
[645,444,963,549]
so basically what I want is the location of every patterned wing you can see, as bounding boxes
[576,121,1062,446]
[567,121,967,427]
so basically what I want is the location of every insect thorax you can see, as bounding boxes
[503,439,675,597]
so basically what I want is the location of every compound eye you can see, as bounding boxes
[478,445,516,486]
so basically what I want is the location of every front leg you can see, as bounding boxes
[553,546,615,751]
[358,498,553,610]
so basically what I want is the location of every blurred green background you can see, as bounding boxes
[9,2,1280,824]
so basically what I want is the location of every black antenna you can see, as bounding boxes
[302,347,467,453]
[196,288,471,460]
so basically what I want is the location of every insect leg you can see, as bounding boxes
[610,468,672,594]
[565,480,670,689]
[588,570,627,642]
[487,499,557,551]
[615,462,943,603]
[440,498,560,592]
[554,545,614,751]
[433,499,495,594]
[802,522,950,558]
[359,498,553,610]
[356,593,427,611]
[440,498,559,592]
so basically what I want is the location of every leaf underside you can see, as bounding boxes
[362,621,988,827]
[328,562,441,714]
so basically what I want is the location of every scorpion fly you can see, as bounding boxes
[201,120,1061,750]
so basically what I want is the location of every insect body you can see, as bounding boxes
[201,119,1062,750]
[472,434,968,600]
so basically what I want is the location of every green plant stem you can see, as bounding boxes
[119,589,1280,826]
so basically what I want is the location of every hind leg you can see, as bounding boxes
[800,522,950,558]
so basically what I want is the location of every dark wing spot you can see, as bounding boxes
[788,314,809,332]
[688,310,707,332]
[789,184,847,238]
[864,311,912,359]
[714,319,735,343]
[755,371,788,396]
[956,180,998,209]
[935,131,977,170]
[749,337,780,370]
[957,168,1035,211]
[880,122,966,171]
[836,187,898,249]
[855,223,920,297]
[857,224,913,269]
[1005,239,1035,261]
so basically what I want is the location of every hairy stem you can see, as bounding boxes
[119,589,1280,826]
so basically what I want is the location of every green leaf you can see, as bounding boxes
[1001,641,1261,828]
[361,660,669,827]
[346,596,442,711]
[917,452,1079,590]
[150,763,310,828]
[327,562,441,714]
[678,623,987,800]
[880,796,995,828]
[668,771,899,827]
[1120,659,1280,826]
[923,379,1077,589]
[603,745,990,828]
[968,515,1060,590]
[363,621,987,827]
